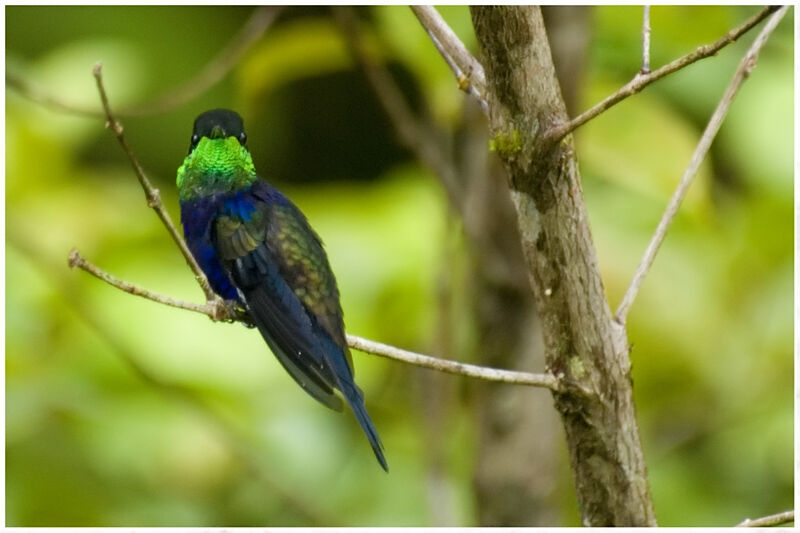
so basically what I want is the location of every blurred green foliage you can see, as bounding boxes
[6,5,793,526]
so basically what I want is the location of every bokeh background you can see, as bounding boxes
[6,5,793,526]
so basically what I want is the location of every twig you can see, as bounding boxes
[409,6,486,90]
[68,248,560,391]
[6,6,277,117]
[548,5,779,142]
[347,334,559,390]
[409,5,488,113]
[614,5,788,324]
[68,248,224,318]
[736,510,794,527]
[640,6,651,75]
[92,63,219,304]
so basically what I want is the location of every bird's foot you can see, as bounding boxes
[208,297,252,326]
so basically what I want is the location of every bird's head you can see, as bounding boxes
[177,109,257,200]
[190,108,248,152]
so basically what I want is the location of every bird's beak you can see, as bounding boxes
[210,125,225,139]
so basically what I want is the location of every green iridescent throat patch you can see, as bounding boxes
[177,137,257,200]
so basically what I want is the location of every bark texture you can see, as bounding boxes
[470,6,656,526]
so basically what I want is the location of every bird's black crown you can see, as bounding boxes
[190,109,247,153]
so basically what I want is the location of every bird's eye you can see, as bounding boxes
[191,133,200,146]
[238,132,247,145]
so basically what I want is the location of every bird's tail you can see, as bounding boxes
[338,378,388,472]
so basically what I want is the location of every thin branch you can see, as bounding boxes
[92,63,219,304]
[68,248,225,318]
[736,510,794,527]
[69,248,560,391]
[409,5,488,113]
[6,7,278,117]
[640,6,651,75]
[614,5,788,324]
[548,5,779,142]
[347,334,559,390]
[409,6,486,90]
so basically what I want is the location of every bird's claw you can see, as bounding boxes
[208,297,251,325]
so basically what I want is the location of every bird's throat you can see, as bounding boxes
[177,137,257,201]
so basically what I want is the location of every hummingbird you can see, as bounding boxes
[176,109,387,471]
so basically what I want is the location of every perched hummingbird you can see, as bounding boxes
[176,109,387,471]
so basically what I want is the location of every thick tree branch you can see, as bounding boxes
[92,63,219,303]
[471,6,655,525]
[6,7,278,117]
[548,5,779,142]
[736,510,794,528]
[69,249,560,391]
[409,5,488,113]
[614,5,789,324]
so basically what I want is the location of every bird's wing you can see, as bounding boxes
[213,196,343,411]
[218,185,387,471]
[258,198,387,471]
[249,182,354,370]
[264,202,351,358]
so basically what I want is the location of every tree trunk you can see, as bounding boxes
[470,6,656,526]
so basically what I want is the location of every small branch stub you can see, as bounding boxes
[641,6,651,75]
